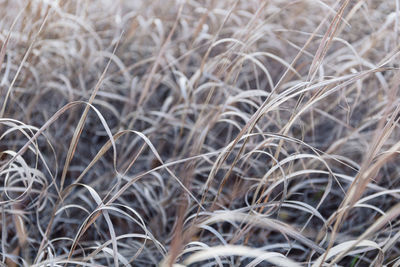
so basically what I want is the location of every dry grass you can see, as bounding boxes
[1,0,400,266]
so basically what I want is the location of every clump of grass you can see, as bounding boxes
[1,0,400,266]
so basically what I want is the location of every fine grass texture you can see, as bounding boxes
[1,0,400,266]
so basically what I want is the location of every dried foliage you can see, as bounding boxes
[1,0,400,266]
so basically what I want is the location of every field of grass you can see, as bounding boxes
[1,0,400,266]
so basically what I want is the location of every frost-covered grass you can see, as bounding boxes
[1,0,400,266]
